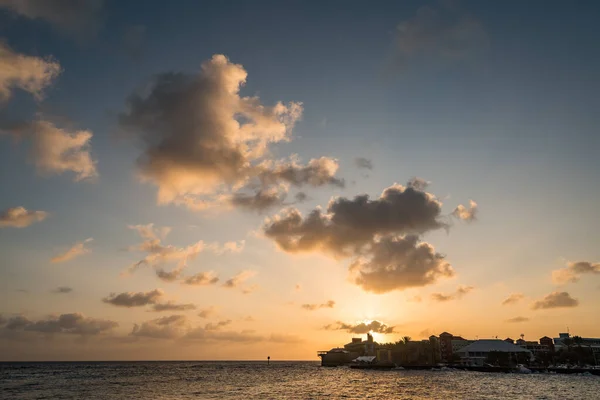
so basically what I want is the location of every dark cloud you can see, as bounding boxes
[324,320,395,334]
[118,54,342,212]
[452,200,478,222]
[501,293,524,306]
[351,235,454,293]
[183,272,219,286]
[52,286,73,294]
[392,2,489,71]
[258,157,345,188]
[294,192,308,202]
[531,291,579,310]
[102,289,163,308]
[354,157,373,170]
[4,315,31,330]
[2,313,117,335]
[506,316,529,323]
[130,315,188,339]
[0,0,105,37]
[552,261,600,284]
[151,302,196,312]
[264,183,446,257]
[204,320,232,331]
[301,300,335,311]
[156,268,183,282]
[0,206,48,228]
[263,182,458,293]
[229,186,286,212]
[407,177,430,191]
[430,285,474,302]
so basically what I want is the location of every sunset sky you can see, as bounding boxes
[1,0,599,361]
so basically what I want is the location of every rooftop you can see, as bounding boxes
[456,340,532,354]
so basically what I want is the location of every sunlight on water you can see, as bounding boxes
[1,361,598,399]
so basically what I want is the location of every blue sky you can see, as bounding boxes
[0,0,599,360]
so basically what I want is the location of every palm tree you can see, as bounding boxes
[402,336,412,345]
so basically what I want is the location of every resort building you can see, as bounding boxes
[553,332,600,362]
[455,339,532,366]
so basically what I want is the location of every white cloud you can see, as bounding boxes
[0,41,61,103]
[118,54,342,212]
[51,238,93,263]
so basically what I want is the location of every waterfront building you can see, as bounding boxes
[455,339,532,366]
[553,332,600,364]
[438,332,470,362]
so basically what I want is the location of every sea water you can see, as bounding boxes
[1,361,598,399]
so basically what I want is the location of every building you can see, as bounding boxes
[455,339,532,366]
[539,336,554,351]
[344,333,376,356]
[553,332,600,364]
[438,332,470,362]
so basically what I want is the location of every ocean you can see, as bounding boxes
[1,361,598,399]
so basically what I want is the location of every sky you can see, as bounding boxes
[0,0,599,361]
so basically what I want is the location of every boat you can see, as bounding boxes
[349,355,395,370]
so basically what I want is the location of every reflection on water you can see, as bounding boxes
[1,361,598,399]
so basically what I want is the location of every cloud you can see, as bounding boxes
[531,291,579,310]
[0,0,105,37]
[294,192,308,202]
[301,300,335,311]
[156,267,184,282]
[552,261,600,284]
[3,315,31,330]
[263,181,458,293]
[502,293,524,306]
[229,185,288,212]
[204,320,232,331]
[50,238,93,263]
[182,271,219,286]
[125,224,241,279]
[430,285,474,302]
[452,200,478,221]
[324,320,395,334]
[407,177,430,191]
[130,315,188,339]
[506,316,529,323]
[151,302,196,312]
[52,286,72,294]
[0,41,61,103]
[118,54,342,212]
[102,289,164,308]
[5,119,98,181]
[0,206,48,228]
[264,182,446,257]
[197,307,217,319]
[392,2,489,71]
[3,313,117,335]
[222,270,257,289]
[350,235,454,294]
[354,157,373,170]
